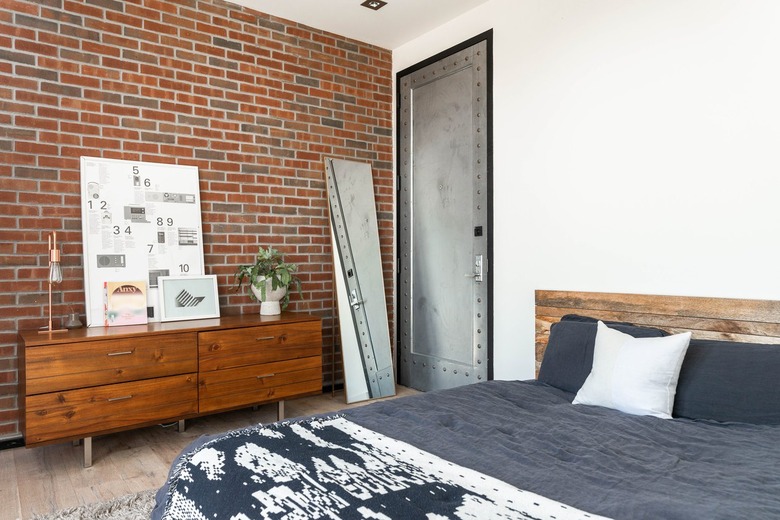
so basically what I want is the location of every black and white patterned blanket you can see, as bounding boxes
[157,415,606,520]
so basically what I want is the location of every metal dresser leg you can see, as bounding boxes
[277,400,285,421]
[177,419,185,432]
[83,437,92,468]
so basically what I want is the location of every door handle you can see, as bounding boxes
[107,351,133,356]
[107,395,133,402]
[350,289,366,309]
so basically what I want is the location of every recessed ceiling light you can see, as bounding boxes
[361,0,387,11]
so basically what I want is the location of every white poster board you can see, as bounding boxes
[80,156,204,327]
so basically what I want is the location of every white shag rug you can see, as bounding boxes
[32,489,157,520]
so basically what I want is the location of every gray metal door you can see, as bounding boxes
[398,33,492,392]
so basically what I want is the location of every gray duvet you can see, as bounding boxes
[344,380,780,519]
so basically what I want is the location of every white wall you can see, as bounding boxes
[394,0,780,380]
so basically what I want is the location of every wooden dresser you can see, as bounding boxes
[18,313,322,466]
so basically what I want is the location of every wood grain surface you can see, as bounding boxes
[535,290,780,373]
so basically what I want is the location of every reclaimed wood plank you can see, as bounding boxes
[535,290,780,373]
[536,290,780,323]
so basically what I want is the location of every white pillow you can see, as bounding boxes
[572,321,692,419]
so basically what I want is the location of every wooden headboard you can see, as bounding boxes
[535,290,780,373]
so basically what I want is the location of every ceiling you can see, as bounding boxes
[224,0,490,49]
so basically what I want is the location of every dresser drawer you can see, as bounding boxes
[24,373,197,446]
[199,320,321,371]
[25,333,197,395]
[199,357,321,413]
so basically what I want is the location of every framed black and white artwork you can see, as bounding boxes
[158,275,220,322]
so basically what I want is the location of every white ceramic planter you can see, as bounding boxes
[250,279,287,315]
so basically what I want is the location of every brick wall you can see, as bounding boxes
[0,0,394,440]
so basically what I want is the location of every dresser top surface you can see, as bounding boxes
[20,312,322,347]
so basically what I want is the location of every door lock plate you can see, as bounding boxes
[466,255,483,282]
[474,254,483,282]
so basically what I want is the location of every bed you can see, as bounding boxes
[152,291,780,519]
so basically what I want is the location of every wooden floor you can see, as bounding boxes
[0,387,418,520]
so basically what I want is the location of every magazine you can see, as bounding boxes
[104,280,148,326]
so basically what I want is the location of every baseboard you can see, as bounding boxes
[0,437,24,451]
[321,383,345,393]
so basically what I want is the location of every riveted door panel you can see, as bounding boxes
[398,34,492,391]
[326,158,395,401]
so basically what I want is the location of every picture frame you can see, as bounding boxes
[80,157,204,326]
[158,275,220,322]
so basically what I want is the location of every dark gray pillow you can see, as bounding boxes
[673,339,780,424]
[537,315,668,394]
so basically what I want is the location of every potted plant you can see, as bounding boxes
[234,246,302,315]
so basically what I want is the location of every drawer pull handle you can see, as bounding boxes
[107,351,133,357]
[256,373,276,380]
[108,395,133,402]
[255,336,275,341]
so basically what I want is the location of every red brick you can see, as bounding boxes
[104,9,146,27]
[2,1,38,15]
[101,56,139,72]
[81,64,120,80]
[88,17,124,35]
[64,0,104,18]
[0,0,393,436]
[14,39,58,57]
[144,19,177,36]
[0,421,19,437]
[125,3,162,22]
